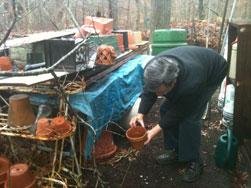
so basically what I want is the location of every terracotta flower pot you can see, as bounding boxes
[93,131,117,161]
[126,126,147,150]
[51,116,71,136]
[9,163,35,188]
[8,94,36,127]
[0,56,12,71]
[36,118,55,138]
[0,156,10,187]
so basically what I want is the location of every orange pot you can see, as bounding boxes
[9,163,35,188]
[8,94,36,127]
[36,118,55,138]
[0,156,10,187]
[126,126,147,150]
[51,116,71,136]
[93,131,117,161]
[0,56,12,71]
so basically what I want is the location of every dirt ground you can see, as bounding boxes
[83,92,250,188]
[1,92,249,187]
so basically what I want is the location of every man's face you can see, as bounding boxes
[155,81,176,96]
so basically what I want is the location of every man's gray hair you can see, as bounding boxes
[144,56,180,92]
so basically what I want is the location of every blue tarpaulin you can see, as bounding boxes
[70,55,152,158]
[30,54,153,158]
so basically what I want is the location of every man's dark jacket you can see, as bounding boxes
[138,46,229,128]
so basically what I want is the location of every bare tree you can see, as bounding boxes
[198,0,204,20]
[135,0,140,30]
[0,0,17,47]
[150,0,172,32]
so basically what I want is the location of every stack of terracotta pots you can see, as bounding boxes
[0,157,36,188]
[36,116,72,138]
[0,156,10,187]
[93,131,117,161]
[9,163,36,188]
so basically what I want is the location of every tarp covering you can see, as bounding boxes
[30,54,153,158]
[70,55,152,158]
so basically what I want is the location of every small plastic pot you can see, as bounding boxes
[126,126,147,150]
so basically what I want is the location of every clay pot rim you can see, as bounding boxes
[94,144,118,160]
[10,163,29,176]
[126,126,147,142]
[25,177,36,188]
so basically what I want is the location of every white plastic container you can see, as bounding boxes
[217,78,227,110]
[229,42,237,79]
[222,84,235,127]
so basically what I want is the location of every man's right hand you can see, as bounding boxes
[129,113,145,127]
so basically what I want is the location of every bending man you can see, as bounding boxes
[130,46,229,182]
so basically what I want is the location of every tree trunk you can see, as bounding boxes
[150,0,172,33]
[135,0,140,30]
[108,0,112,18]
[143,0,149,30]
[198,0,204,20]
[126,0,131,29]
[112,0,118,29]
[247,0,251,20]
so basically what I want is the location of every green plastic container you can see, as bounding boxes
[151,42,187,55]
[87,34,120,54]
[152,29,187,43]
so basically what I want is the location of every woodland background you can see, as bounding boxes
[0,0,251,39]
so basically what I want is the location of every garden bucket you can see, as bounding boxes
[214,129,238,170]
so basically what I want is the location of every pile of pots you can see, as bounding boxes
[0,156,36,188]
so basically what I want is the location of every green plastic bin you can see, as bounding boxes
[87,34,120,54]
[151,42,187,55]
[152,29,187,43]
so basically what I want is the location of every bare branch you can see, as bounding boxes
[0,0,17,46]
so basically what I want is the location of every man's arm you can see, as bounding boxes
[144,124,162,145]
[138,89,157,114]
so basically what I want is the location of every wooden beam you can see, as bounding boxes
[0,28,77,50]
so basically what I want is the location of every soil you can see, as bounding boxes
[1,91,250,187]
[83,92,250,188]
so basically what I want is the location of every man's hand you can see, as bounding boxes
[144,124,162,145]
[144,130,153,145]
[129,113,145,127]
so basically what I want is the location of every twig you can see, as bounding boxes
[0,95,9,106]
[120,160,132,187]
[39,177,68,188]
[64,4,83,38]
[0,0,17,46]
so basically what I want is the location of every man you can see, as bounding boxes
[130,46,229,182]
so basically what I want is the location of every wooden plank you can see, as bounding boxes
[0,71,69,86]
[0,28,77,50]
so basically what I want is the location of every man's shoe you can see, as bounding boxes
[182,161,204,183]
[156,150,177,165]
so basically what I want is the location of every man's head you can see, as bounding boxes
[144,56,179,96]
